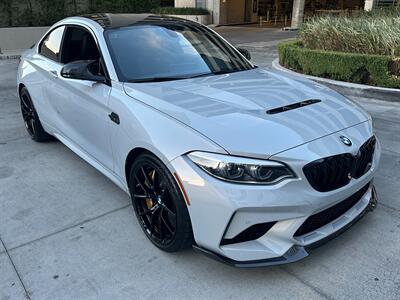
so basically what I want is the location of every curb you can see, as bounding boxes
[0,54,21,60]
[272,58,400,102]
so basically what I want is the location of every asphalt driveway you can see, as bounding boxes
[0,27,399,300]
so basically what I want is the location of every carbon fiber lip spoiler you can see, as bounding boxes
[193,185,378,268]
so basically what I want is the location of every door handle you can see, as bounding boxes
[49,70,58,78]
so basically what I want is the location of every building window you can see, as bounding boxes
[196,0,206,9]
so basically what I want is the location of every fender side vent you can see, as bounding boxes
[266,99,321,115]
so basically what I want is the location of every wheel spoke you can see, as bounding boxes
[161,213,174,235]
[163,204,176,219]
[139,203,159,216]
[157,207,164,240]
[21,96,31,111]
[135,174,148,194]
[29,118,35,135]
[150,169,157,189]
[141,167,154,190]
[21,103,30,114]
[133,194,147,199]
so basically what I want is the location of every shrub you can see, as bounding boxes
[278,40,400,89]
[0,0,161,27]
[151,7,209,15]
[299,11,400,57]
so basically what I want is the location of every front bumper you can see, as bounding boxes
[168,123,381,265]
[193,185,378,268]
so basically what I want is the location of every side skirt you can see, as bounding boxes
[53,132,130,194]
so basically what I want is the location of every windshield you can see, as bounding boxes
[104,22,254,82]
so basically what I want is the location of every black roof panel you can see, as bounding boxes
[80,13,192,29]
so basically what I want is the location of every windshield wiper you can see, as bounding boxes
[128,72,217,82]
[128,77,189,83]
[185,72,214,79]
[212,69,242,75]
[127,69,246,83]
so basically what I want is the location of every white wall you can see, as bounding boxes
[0,26,49,51]
[364,0,376,11]
[291,0,305,28]
[175,0,196,7]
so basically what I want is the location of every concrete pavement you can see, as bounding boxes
[1,27,399,300]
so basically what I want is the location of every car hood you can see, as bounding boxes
[123,68,369,158]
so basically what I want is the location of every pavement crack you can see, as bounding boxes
[0,235,31,300]
[8,204,132,253]
[280,266,335,300]
[379,202,400,213]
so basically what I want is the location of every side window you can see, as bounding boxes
[61,27,100,64]
[39,26,65,61]
[61,26,104,76]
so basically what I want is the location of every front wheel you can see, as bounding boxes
[19,87,52,142]
[128,153,194,252]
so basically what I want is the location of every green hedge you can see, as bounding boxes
[151,7,209,15]
[278,40,400,89]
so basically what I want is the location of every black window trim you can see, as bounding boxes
[62,24,112,86]
[37,25,67,64]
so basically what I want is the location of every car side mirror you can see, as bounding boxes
[237,47,251,60]
[61,60,105,83]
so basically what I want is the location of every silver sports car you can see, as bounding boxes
[17,14,380,267]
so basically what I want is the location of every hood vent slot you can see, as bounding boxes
[266,99,321,115]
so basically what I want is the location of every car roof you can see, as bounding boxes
[79,13,198,30]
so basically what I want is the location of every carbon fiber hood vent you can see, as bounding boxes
[266,99,321,115]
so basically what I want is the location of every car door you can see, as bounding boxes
[51,25,114,172]
[30,25,66,129]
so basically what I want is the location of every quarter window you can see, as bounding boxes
[39,26,65,61]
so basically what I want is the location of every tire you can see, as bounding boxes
[19,86,53,142]
[128,152,194,252]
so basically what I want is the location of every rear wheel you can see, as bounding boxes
[128,153,193,252]
[19,87,52,142]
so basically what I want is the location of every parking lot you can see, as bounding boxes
[1,27,399,300]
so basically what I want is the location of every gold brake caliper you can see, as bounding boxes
[146,198,154,209]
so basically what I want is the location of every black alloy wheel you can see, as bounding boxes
[19,87,52,142]
[20,89,35,137]
[129,153,193,252]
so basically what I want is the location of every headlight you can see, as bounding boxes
[187,151,296,184]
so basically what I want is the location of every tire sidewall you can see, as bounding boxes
[20,87,52,142]
[129,153,193,252]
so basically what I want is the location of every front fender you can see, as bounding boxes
[108,82,226,186]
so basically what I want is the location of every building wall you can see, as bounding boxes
[0,26,49,51]
[178,0,381,26]
[219,0,258,24]
[175,0,196,7]
[176,0,257,25]
[227,0,246,23]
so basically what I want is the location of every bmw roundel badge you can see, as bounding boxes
[340,136,352,146]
